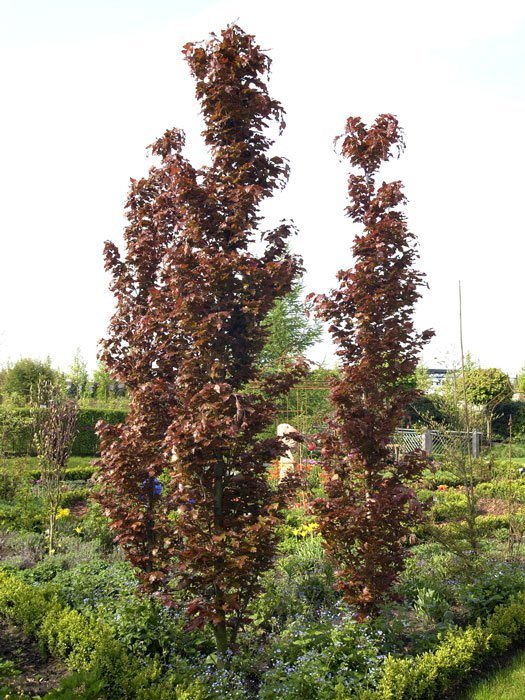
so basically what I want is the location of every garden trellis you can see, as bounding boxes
[393,428,482,458]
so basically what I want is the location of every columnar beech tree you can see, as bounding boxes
[313,115,433,616]
[96,26,306,654]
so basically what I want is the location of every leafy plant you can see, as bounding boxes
[42,669,105,699]
[413,587,453,625]
[457,562,525,620]
[260,615,381,699]
[252,535,337,627]
[0,469,22,501]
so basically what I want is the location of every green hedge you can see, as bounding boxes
[61,488,90,507]
[359,591,525,699]
[0,407,127,457]
[72,409,127,456]
[418,515,511,543]
[0,407,33,455]
[476,479,525,503]
[29,466,95,482]
[0,571,207,699]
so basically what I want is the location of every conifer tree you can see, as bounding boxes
[260,281,323,368]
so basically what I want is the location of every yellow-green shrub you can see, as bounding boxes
[358,591,525,700]
[0,570,57,634]
[0,571,210,698]
[370,625,489,699]
[39,607,119,671]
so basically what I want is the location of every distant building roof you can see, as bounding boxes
[427,368,451,388]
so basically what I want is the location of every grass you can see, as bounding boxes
[465,649,525,699]
[491,442,525,459]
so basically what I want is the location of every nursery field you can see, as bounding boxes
[2,446,525,698]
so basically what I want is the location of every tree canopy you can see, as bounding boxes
[1,358,61,401]
[260,282,323,367]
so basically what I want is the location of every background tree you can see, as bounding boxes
[67,348,89,399]
[516,365,525,394]
[313,114,433,616]
[96,25,307,656]
[91,361,124,403]
[413,363,432,393]
[463,367,512,446]
[260,281,323,368]
[32,381,78,553]
[462,367,511,407]
[1,358,61,403]
[439,364,512,435]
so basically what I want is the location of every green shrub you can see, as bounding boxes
[369,624,490,699]
[0,571,212,699]
[29,465,95,482]
[2,566,525,700]
[431,490,468,522]
[457,562,525,620]
[0,469,23,501]
[39,606,120,671]
[60,488,90,507]
[64,466,95,481]
[364,591,525,699]
[421,469,463,488]
[0,570,57,634]
[485,591,525,653]
[475,514,510,536]
[129,658,211,700]
[476,479,525,503]
[0,497,45,531]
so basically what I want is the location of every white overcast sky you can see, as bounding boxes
[1,0,524,375]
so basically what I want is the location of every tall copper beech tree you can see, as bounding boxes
[312,115,433,616]
[96,26,307,655]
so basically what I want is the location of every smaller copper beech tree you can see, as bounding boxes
[312,115,433,616]
[96,26,307,654]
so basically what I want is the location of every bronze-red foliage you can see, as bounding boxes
[95,25,307,652]
[313,114,434,616]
